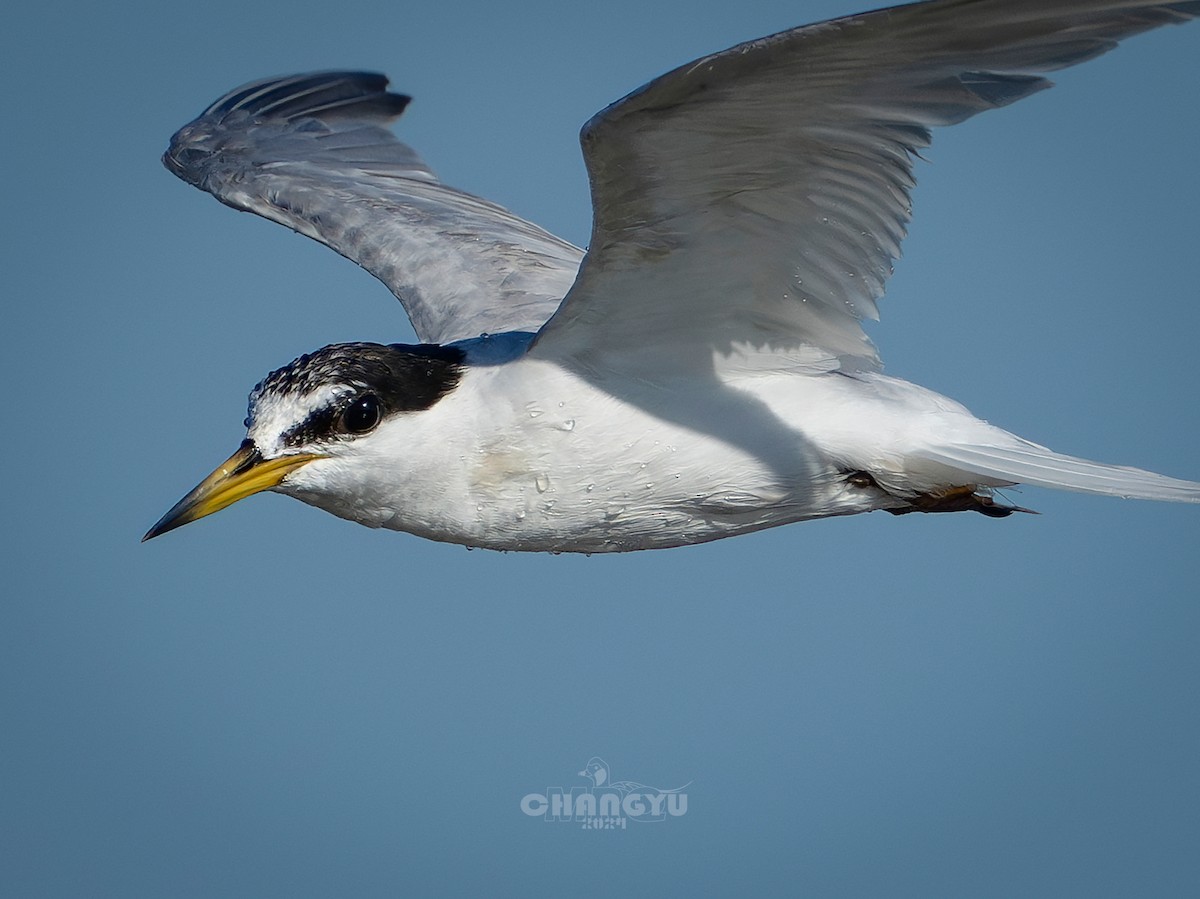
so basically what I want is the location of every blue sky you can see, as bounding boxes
[3,0,1198,895]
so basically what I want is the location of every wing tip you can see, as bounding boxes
[197,70,411,124]
[163,71,414,183]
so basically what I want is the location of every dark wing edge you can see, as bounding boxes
[164,71,583,344]
[195,71,411,123]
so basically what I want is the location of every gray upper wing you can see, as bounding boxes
[164,72,583,344]
[531,0,1198,370]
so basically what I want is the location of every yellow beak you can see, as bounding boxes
[143,441,322,541]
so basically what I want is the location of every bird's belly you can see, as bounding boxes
[422,382,885,552]
[301,361,928,553]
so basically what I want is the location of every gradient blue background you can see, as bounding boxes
[4,1,1198,895]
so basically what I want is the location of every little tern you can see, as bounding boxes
[145,0,1200,553]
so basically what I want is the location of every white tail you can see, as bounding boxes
[918,442,1200,503]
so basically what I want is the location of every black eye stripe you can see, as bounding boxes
[279,403,340,448]
[278,391,384,446]
[250,342,465,446]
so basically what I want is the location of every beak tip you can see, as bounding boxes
[141,512,181,543]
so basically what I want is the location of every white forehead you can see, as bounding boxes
[247,382,351,456]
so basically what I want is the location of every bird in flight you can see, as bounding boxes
[145,0,1199,553]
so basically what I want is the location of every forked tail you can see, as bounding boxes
[917,442,1200,504]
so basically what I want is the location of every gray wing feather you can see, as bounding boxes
[165,71,583,344]
[532,0,1198,369]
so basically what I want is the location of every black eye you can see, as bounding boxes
[341,394,381,435]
